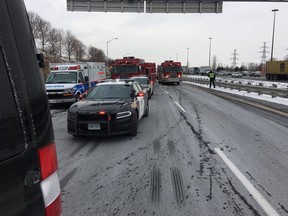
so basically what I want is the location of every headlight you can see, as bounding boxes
[116,111,132,119]
[63,88,75,94]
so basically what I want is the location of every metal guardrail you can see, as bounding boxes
[182,76,288,99]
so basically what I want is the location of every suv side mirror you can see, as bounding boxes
[36,53,45,68]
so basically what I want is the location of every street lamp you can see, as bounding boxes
[187,48,189,72]
[106,37,118,75]
[271,9,279,62]
[209,37,212,67]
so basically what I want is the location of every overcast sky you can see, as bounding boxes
[23,0,288,67]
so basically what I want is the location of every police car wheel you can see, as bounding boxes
[143,102,149,117]
[129,112,138,137]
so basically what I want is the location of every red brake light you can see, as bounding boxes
[137,92,145,97]
[45,194,62,216]
[38,142,58,180]
[68,65,81,70]
[99,111,106,115]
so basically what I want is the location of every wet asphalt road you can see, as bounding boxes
[51,82,288,216]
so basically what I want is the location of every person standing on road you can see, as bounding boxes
[208,70,216,88]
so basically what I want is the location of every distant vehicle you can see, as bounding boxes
[187,67,200,75]
[0,0,61,215]
[130,76,153,99]
[67,79,149,137]
[249,71,261,77]
[199,66,211,75]
[232,72,243,78]
[266,61,288,80]
[111,56,156,85]
[46,62,106,105]
[158,60,183,85]
[242,71,250,76]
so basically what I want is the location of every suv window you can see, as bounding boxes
[0,51,24,162]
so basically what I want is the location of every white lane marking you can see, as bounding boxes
[214,148,279,216]
[165,90,169,94]
[174,101,186,113]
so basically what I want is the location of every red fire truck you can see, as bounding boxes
[158,60,183,85]
[111,56,156,83]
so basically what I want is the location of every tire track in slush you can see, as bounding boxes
[171,167,185,205]
[167,139,176,155]
[60,167,78,191]
[150,167,161,203]
[85,140,101,156]
[70,141,88,157]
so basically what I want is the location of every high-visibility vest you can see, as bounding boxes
[208,72,215,78]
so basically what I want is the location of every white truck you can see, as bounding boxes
[45,62,106,105]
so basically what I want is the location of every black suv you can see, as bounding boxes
[0,1,61,215]
[68,80,149,137]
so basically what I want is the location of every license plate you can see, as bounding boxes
[88,123,100,130]
[49,100,57,103]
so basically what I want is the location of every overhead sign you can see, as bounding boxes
[66,0,223,13]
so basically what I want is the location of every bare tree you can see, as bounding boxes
[57,29,64,58]
[74,39,86,61]
[47,28,59,58]
[88,46,106,62]
[36,17,51,52]
[64,30,77,62]
[28,11,39,38]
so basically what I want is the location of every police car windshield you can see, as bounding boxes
[45,72,77,83]
[86,84,132,99]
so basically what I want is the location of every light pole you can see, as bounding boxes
[187,48,189,72]
[271,9,279,62]
[209,37,212,67]
[176,53,178,61]
[106,37,118,75]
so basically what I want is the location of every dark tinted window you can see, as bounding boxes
[87,84,132,99]
[0,50,24,162]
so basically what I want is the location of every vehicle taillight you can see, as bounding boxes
[178,73,182,78]
[137,91,145,97]
[50,67,59,71]
[38,142,62,216]
[38,142,58,180]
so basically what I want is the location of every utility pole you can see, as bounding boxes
[260,42,269,77]
[260,42,269,65]
[231,49,239,69]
